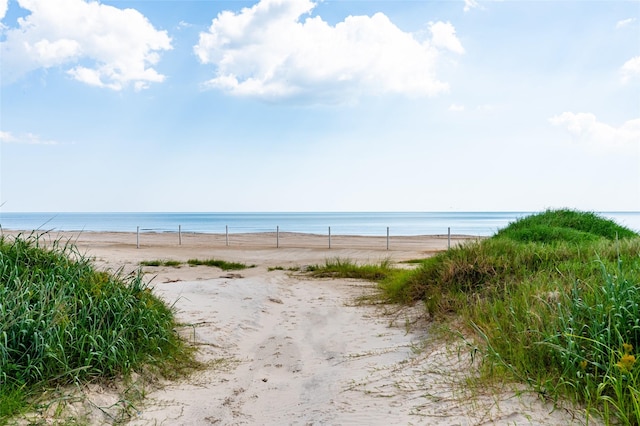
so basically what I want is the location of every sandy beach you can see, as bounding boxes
[6,230,595,425]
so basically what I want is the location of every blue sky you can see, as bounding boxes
[0,0,638,212]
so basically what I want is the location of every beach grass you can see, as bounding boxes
[268,266,300,272]
[140,259,182,267]
[186,258,252,270]
[307,257,396,281]
[309,209,640,424]
[0,233,197,421]
[139,258,252,270]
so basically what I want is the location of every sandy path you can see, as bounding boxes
[126,273,589,425]
[4,231,595,425]
[131,274,426,424]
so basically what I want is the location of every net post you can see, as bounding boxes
[386,226,389,250]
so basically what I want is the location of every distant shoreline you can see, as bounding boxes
[2,211,638,237]
[0,230,480,270]
[0,227,480,240]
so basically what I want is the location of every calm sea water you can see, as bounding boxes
[1,212,639,237]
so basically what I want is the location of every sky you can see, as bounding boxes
[0,0,639,213]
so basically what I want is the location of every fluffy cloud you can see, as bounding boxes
[0,0,172,90]
[194,0,463,102]
[550,112,640,149]
[621,56,640,83]
[429,21,465,54]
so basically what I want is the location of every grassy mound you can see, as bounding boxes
[494,208,637,243]
[0,233,193,419]
[385,209,638,305]
[311,209,640,424]
[386,209,640,424]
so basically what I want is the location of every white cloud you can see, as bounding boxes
[550,112,640,150]
[0,130,59,145]
[616,17,636,29]
[448,103,465,112]
[463,0,480,13]
[0,131,17,143]
[194,0,463,102]
[429,21,465,54]
[0,0,172,90]
[0,0,8,20]
[621,56,640,83]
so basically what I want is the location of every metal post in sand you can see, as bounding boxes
[386,227,389,250]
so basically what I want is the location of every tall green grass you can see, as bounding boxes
[548,259,640,424]
[0,233,194,420]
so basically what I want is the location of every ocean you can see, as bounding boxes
[1,211,639,237]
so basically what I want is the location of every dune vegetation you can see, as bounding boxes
[311,209,640,425]
[0,233,196,422]
[140,258,252,270]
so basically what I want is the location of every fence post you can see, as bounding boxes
[136,226,139,249]
[448,227,451,250]
[179,225,182,245]
[277,226,280,248]
[386,226,389,250]
[226,225,229,247]
[328,226,331,249]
